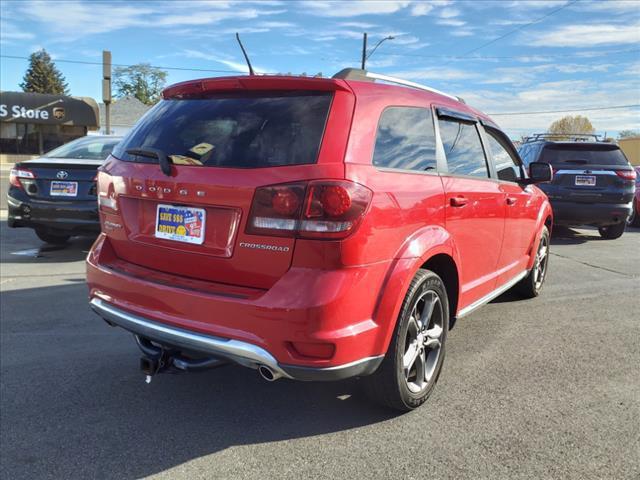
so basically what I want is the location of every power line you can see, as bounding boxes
[0,54,246,74]
[377,47,640,61]
[453,0,580,59]
[488,104,640,116]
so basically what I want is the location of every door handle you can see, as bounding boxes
[450,196,468,207]
[506,197,517,206]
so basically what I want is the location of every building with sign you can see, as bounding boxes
[0,91,100,163]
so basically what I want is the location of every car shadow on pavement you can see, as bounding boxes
[0,283,397,479]
[0,220,96,264]
[550,226,596,245]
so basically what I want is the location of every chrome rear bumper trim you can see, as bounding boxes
[90,298,292,379]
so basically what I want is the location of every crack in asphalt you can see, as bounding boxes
[550,252,636,278]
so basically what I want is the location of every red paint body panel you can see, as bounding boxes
[87,74,552,371]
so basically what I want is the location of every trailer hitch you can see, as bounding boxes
[134,335,227,383]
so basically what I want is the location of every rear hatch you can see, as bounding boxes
[100,77,354,290]
[540,143,635,203]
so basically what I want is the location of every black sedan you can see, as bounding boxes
[7,135,121,244]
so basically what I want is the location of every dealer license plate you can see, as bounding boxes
[575,175,596,186]
[50,181,78,197]
[155,204,206,245]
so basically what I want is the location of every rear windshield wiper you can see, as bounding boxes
[126,148,173,176]
[562,159,588,164]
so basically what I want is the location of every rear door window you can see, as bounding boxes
[113,92,333,168]
[540,144,629,167]
[438,119,489,178]
[372,107,437,172]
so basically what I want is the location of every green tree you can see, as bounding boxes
[548,115,595,139]
[113,63,167,105]
[20,49,69,95]
[618,129,640,139]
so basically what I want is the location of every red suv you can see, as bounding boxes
[87,69,553,411]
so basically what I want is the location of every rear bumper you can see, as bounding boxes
[550,200,632,226]
[7,188,100,234]
[90,298,382,381]
[86,234,391,379]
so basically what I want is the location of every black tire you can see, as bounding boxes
[516,225,550,299]
[35,229,71,245]
[628,202,640,227]
[598,223,625,240]
[363,269,449,412]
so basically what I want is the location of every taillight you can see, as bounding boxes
[97,171,118,212]
[9,168,35,189]
[246,180,372,239]
[616,170,637,181]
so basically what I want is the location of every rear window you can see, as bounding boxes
[44,136,120,160]
[540,144,629,166]
[112,92,333,168]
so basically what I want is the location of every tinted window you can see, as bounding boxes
[486,130,521,182]
[540,144,629,166]
[372,107,437,171]
[438,119,488,177]
[113,93,332,168]
[44,136,120,160]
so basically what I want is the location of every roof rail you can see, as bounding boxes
[522,133,603,144]
[333,68,459,102]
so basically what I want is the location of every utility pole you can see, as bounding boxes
[102,50,112,135]
[361,32,368,70]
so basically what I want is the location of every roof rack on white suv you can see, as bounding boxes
[333,68,461,103]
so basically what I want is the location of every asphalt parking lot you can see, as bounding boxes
[0,219,639,479]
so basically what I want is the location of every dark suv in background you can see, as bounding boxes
[519,134,636,239]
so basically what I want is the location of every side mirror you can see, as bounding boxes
[527,162,553,184]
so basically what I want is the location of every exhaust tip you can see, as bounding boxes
[258,365,281,382]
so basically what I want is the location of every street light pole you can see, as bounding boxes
[361,34,395,70]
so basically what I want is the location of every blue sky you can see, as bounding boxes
[1,0,639,138]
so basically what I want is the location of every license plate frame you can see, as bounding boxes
[50,181,78,197]
[155,204,206,245]
[575,175,596,186]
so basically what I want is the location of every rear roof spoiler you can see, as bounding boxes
[163,75,352,99]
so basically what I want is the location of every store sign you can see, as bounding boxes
[0,91,98,127]
[0,103,50,120]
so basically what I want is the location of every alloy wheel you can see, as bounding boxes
[402,290,444,394]
[533,234,549,290]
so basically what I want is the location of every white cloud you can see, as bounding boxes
[181,49,271,74]
[437,18,466,27]
[0,20,35,41]
[505,0,569,8]
[300,0,411,17]
[450,28,474,37]
[14,0,286,41]
[338,21,378,28]
[459,79,640,137]
[389,67,478,81]
[577,0,640,13]
[528,22,640,47]
[438,7,460,18]
[411,3,433,16]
